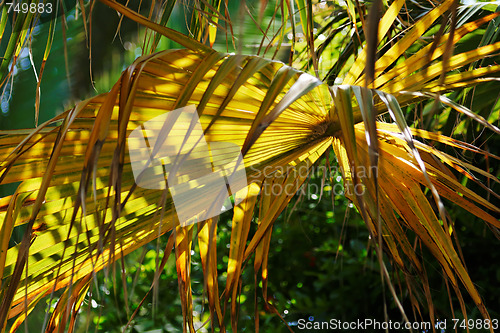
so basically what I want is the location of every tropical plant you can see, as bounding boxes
[0,0,499,332]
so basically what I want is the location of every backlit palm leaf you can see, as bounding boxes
[0,47,334,329]
[0,0,499,331]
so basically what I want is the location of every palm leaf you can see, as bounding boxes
[1,0,499,331]
[0,47,334,329]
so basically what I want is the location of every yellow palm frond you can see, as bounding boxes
[0,47,333,328]
[1,0,499,332]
